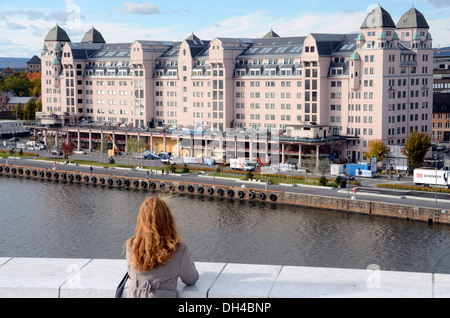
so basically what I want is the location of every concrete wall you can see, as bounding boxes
[0,258,449,298]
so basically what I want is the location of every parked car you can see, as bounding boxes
[9,137,20,142]
[51,149,63,156]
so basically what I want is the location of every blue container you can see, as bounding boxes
[346,163,370,176]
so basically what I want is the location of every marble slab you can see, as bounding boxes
[208,263,282,298]
[0,257,91,298]
[60,259,128,298]
[269,266,433,298]
[178,262,226,298]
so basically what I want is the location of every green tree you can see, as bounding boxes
[308,150,316,175]
[318,158,330,176]
[126,136,145,154]
[402,131,432,168]
[35,99,42,112]
[46,134,55,150]
[100,134,109,153]
[23,98,36,120]
[13,103,24,119]
[0,74,30,96]
[364,139,389,163]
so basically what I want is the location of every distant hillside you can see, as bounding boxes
[0,57,29,70]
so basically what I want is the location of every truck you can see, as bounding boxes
[158,152,172,165]
[414,168,450,188]
[230,159,255,171]
[142,151,160,160]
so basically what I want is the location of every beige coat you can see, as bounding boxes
[126,243,199,298]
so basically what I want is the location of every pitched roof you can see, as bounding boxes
[45,25,71,42]
[67,42,104,60]
[263,30,280,38]
[396,7,429,29]
[27,55,41,65]
[360,6,396,29]
[81,27,106,43]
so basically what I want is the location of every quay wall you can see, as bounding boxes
[0,163,448,225]
[0,257,449,298]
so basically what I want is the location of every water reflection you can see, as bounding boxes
[1,176,450,274]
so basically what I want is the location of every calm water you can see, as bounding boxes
[1,175,450,274]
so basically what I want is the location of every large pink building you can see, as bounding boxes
[40,6,433,164]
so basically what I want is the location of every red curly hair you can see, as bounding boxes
[125,197,182,271]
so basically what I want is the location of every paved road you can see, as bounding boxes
[2,153,449,211]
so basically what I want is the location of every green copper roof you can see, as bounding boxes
[378,31,386,40]
[427,33,432,40]
[350,51,361,61]
[393,32,399,40]
[356,33,365,41]
[52,58,61,65]
[413,32,421,40]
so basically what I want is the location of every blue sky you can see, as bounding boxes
[1,0,450,57]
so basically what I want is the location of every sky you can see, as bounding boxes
[1,0,450,57]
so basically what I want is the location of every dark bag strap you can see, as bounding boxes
[115,272,129,298]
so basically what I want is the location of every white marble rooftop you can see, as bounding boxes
[0,257,448,298]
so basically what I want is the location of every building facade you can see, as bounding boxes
[27,55,41,74]
[40,6,434,163]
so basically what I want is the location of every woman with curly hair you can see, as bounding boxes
[125,197,199,298]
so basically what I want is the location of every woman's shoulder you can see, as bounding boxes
[177,242,188,252]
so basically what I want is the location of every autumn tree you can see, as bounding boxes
[402,130,432,168]
[364,139,389,163]
[61,140,76,159]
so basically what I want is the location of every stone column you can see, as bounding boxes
[298,144,302,168]
[316,144,320,169]
[88,130,92,152]
[77,130,81,151]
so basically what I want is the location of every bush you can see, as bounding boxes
[319,176,328,186]
[182,163,189,173]
[169,164,176,173]
[109,157,115,164]
[245,171,254,180]
[9,148,15,156]
[376,183,450,194]
[335,176,342,185]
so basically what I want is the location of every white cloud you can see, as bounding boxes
[195,10,366,40]
[428,18,450,47]
[115,2,160,15]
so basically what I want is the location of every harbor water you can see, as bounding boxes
[1,175,450,274]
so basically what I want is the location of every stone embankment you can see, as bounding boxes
[0,163,448,225]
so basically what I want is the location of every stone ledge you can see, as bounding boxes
[0,257,448,298]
